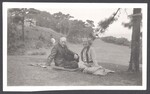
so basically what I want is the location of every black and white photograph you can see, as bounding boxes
[3,2,147,91]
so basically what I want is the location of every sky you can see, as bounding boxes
[3,3,147,41]
[36,6,133,41]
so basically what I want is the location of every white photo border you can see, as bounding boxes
[3,2,148,91]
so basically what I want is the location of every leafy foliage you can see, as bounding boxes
[98,17,117,33]
[96,8,120,34]
[101,36,131,47]
[7,8,95,54]
[27,10,94,42]
[67,20,94,43]
[8,8,39,41]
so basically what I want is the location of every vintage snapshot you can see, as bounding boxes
[3,3,147,91]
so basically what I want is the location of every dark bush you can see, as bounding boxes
[67,36,82,44]
[7,22,25,55]
[101,36,131,47]
[39,34,45,42]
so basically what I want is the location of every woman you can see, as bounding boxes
[79,38,114,76]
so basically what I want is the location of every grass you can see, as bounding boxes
[26,48,47,55]
[68,39,131,66]
[7,26,142,86]
[7,56,142,86]
[7,39,142,86]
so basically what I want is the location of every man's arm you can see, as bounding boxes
[65,46,79,61]
[46,46,57,66]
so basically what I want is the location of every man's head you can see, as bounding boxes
[59,37,67,47]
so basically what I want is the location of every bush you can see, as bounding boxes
[38,34,45,42]
[67,36,82,44]
[35,41,43,49]
[101,36,131,47]
[102,36,116,43]
[8,42,26,55]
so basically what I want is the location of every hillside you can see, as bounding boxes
[8,25,62,55]
[14,25,131,66]
[25,26,62,40]
[10,25,63,55]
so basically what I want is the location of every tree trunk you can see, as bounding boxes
[128,8,141,72]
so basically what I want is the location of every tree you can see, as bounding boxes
[86,20,95,27]
[96,8,142,72]
[67,19,95,43]
[96,8,120,33]
[35,10,56,28]
[7,10,21,53]
[125,8,142,72]
[8,8,38,41]
[53,12,73,34]
[57,18,70,35]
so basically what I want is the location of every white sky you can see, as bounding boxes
[35,7,133,40]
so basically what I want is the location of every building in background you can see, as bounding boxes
[24,18,36,27]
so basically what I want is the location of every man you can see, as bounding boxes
[50,34,56,46]
[50,37,56,46]
[46,37,79,69]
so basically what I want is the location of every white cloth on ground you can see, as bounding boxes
[78,62,115,76]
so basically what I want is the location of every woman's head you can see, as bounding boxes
[82,38,93,47]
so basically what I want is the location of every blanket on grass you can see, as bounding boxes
[28,63,78,72]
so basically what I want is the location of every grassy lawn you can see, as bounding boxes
[7,39,142,86]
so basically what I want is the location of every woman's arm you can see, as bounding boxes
[90,47,99,66]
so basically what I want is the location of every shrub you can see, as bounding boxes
[35,41,43,49]
[38,34,45,42]
[67,36,82,44]
[101,36,131,47]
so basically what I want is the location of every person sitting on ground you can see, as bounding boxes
[50,34,56,46]
[78,38,114,75]
[45,37,79,69]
